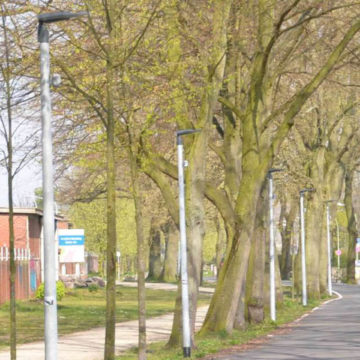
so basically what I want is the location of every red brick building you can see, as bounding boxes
[0,208,69,304]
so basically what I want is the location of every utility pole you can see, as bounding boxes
[176,129,200,358]
[324,200,337,296]
[37,11,86,359]
[267,168,283,322]
[299,188,314,306]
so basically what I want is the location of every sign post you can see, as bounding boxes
[58,229,85,264]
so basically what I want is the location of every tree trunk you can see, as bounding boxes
[3,12,16,358]
[147,218,162,281]
[275,247,283,304]
[319,165,344,292]
[161,221,178,283]
[245,184,266,324]
[345,170,357,283]
[167,284,182,348]
[129,152,147,360]
[200,165,266,334]
[305,189,323,300]
[104,91,117,360]
[104,11,117,357]
[280,199,297,280]
[215,215,226,278]
[168,0,232,346]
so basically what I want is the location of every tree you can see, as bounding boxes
[0,4,39,358]
[199,2,360,333]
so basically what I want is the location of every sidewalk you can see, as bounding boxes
[0,283,212,360]
[116,281,215,294]
[211,284,357,360]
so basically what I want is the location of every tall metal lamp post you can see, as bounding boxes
[335,203,345,280]
[299,188,314,306]
[176,129,200,358]
[267,168,283,322]
[324,200,336,296]
[38,11,86,360]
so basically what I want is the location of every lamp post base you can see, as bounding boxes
[183,347,191,357]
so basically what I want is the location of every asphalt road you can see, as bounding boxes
[215,284,360,360]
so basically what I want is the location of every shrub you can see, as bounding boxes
[35,281,66,302]
[88,283,99,293]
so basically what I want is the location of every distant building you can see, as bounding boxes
[0,208,69,304]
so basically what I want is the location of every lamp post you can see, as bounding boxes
[325,200,335,296]
[299,188,314,306]
[335,219,341,272]
[176,129,200,358]
[335,203,345,280]
[267,168,283,322]
[38,11,86,360]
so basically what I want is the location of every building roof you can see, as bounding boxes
[0,207,67,221]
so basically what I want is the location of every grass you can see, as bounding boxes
[0,285,211,349]
[117,293,327,360]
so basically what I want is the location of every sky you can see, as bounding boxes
[0,162,42,207]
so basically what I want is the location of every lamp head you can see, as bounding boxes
[176,129,201,145]
[38,11,88,24]
[267,168,284,179]
[300,188,315,195]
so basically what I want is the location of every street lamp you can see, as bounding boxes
[335,203,345,280]
[37,11,86,360]
[299,188,315,306]
[176,129,200,358]
[324,200,337,296]
[267,168,283,322]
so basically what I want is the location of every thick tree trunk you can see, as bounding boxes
[275,247,283,304]
[200,165,266,334]
[280,199,297,280]
[245,184,266,324]
[319,166,344,293]
[305,190,323,300]
[168,0,231,346]
[215,215,226,278]
[161,221,178,283]
[345,170,357,283]
[147,218,162,281]
[167,284,182,348]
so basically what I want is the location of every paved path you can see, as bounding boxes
[116,281,215,294]
[3,283,359,360]
[213,284,360,360]
[0,283,211,360]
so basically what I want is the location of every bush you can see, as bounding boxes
[35,281,66,302]
[88,283,99,293]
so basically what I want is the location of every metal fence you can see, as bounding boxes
[0,247,37,305]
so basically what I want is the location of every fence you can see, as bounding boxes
[0,247,37,305]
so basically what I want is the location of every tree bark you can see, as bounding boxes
[104,3,117,357]
[161,221,178,283]
[245,184,266,324]
[215,215,226,278]
[147,218,162,281]
[280,199,297,280]
[2,12,16,358]
[345,170,357,283]
[168,0,232,346]
[304,189,323,300]
[128,150,147,360]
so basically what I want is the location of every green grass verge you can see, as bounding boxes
[0,285,211,349]
[117,294,327,360]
